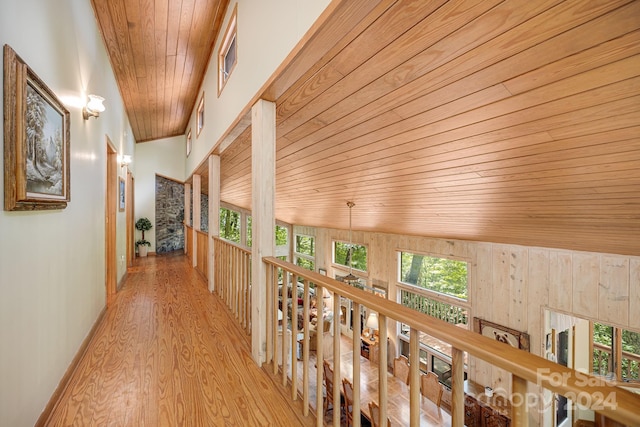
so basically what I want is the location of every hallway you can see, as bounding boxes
[45,253,313,426]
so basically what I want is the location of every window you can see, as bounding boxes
[196,94,204,137]
[397,251,470,385]
[398,340,467,388]
[246,216,251,247]
[186,128,192,156]
[275,224,288,248]
[219,207,240,243]
[593,323,640,383]
[399,251,468,300]
[294,234,315,271]
[398,287,469,362]
[333,240,367,272]
[245,217,289,255]
[218,5,237,94]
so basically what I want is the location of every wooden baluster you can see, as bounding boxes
[352,301,361,427]
[512,374,528,427]
[236,248,240,321]
[280,271,289,378]
[409,327,420,426]
[233,247,238,312]
[266,263,272,365]
[451,347,464,427]
[316,285,324,427]
[291,274,299,401]
[246,252,251,332]
[302,280,310,416]
[379,314,388,427]
[282,272,290,386]
[272,265,280,375]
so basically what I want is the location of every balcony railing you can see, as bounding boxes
[213,237,251,335]
[593,342,640,384]
[262,257,640,427]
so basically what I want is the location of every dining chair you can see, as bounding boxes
[342,378,355,427]
[420,371,443,408]
[323,360,343,418]
[368,401,391,427]
[393,355,410,384]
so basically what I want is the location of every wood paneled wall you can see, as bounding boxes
[195,230,209,279]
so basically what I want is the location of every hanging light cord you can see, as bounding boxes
[347,201,355,275]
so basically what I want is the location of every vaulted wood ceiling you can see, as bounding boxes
[91,0,229,142]
[94,0,640,256]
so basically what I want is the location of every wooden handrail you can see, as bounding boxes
[263,256,640,427]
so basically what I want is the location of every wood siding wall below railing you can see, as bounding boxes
[213,237,251,335]
[195,230,208,280]
[263,257,640,427]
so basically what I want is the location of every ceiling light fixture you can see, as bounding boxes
[82,94,105,120]
[341,201,361,286]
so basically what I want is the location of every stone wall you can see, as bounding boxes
[201,193,209,232]
[155,175,185,254]
[188,188,209,232]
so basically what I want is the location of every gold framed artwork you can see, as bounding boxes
[3,44,70,211]
[473,317,530,351]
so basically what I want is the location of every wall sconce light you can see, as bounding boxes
[120,155,132,169]
[82,94,105,120]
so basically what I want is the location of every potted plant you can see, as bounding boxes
[135,217,153,257]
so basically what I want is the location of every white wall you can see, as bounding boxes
[134,136,186,253]
[0,1,134,425]
[185,0,331,174]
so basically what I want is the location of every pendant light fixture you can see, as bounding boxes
[342,201,360,286]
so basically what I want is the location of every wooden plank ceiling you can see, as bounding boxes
[91,0,229,142]
[96,0,640,256]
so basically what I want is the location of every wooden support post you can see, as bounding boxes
[192,174,201,267]
[184,183,191,254]
[208,154,220,293]
[250,99,275,365]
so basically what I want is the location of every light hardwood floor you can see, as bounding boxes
[45,252,314,426]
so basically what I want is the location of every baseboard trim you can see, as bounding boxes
[117,271,127,291]
[35,306,108,426]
